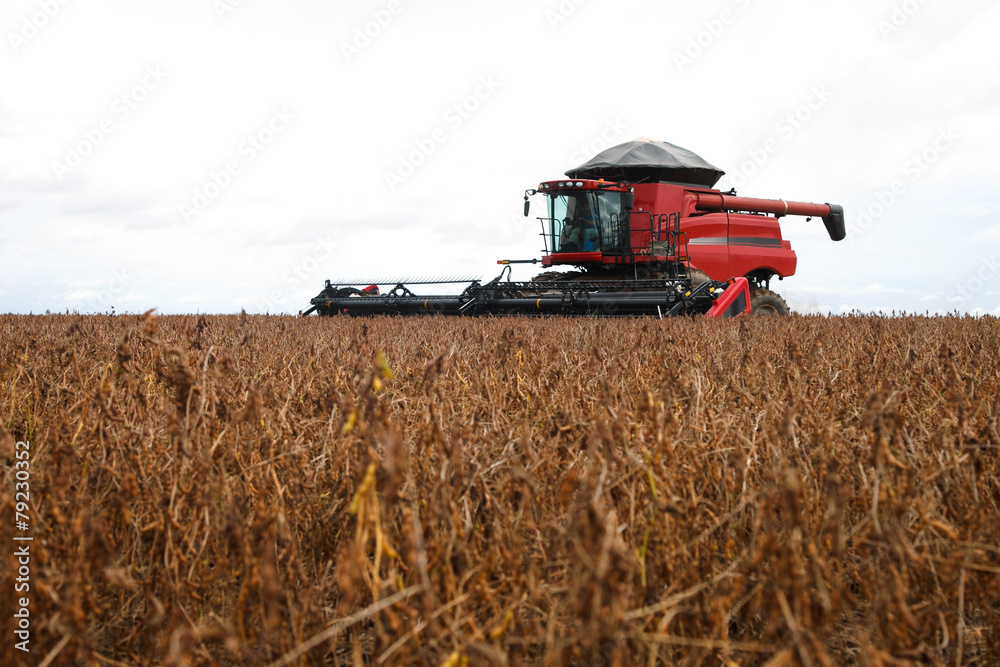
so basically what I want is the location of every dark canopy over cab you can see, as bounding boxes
[566,138,725,188]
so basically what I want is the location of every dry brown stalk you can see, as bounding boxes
[0,313,996,666]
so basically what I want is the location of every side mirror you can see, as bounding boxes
[622,192,635,211]
[523,189,537,217]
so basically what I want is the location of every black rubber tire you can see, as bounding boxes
[750,289,790,316]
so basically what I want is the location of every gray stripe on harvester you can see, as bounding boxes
[688,237,782,248]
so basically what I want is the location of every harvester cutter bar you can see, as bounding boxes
[310,275,744,318]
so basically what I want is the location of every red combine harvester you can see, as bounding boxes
[305,139,845,318]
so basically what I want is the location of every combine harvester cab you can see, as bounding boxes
[305,138,843,319]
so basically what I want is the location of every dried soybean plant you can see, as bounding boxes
[0,313,997,666]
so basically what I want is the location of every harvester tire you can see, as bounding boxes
[750,289,789,316]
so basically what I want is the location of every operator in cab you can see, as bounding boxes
[559,196,598,252]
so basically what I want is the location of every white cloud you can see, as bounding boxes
[788,284,916,297]
[973,225,1000,242]
[64,289,101,302]
[66,279,106,289]
[860,284,911,295]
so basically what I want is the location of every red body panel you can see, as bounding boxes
[541,180,832,283]
[705,277,751,318]
[677,211,730,279]
[722,213,796,279]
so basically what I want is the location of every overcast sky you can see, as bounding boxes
[1,0,998,315]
